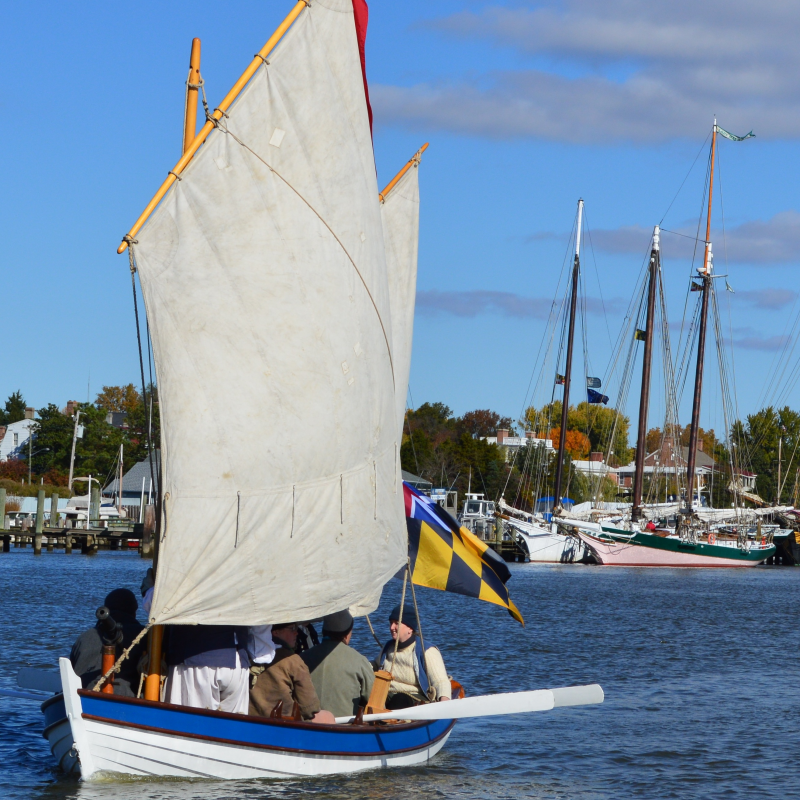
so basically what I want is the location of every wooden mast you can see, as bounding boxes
[631,227,660,522]
[553,199,583,514]
[183,39,202,155]
[143,37,207,703]
[684,121,717,510]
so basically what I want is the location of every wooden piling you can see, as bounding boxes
[142,504,155,558]
[90,485,101,528]
[0,487,6,528]
[65,534,72,554]
[2,534,10,553]
[50,492,60,529]
[35,489,46,534]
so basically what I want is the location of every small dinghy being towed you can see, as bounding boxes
[36,0,603,780]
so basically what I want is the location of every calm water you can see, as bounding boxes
[1,549,798,799]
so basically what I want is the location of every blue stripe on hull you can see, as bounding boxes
[78,692,454,756]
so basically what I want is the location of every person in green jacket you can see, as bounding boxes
[300,610,374,718]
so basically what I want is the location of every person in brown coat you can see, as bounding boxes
[249,623,332,722]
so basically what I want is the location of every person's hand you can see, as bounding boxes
[439,696,450,701]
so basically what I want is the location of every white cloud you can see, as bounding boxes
[583,211,800,265]
[735,288,799,310]
[374,1,800,142]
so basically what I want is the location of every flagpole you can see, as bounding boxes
[553,199,583,514]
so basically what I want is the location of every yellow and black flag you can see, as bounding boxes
[404,483,524,625]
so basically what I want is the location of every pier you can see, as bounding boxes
[0,486,156,557]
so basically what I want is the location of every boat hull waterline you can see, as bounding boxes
[506,520,587,563]
[45,659,453,780]
[577,527,775,567]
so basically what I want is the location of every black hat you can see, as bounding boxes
[388,604,416,630]
[104,588,138,621]
[323,610,354,636]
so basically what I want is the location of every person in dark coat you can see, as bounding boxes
[69,588,145,696]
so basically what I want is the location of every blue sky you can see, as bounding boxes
[2,0,799,439]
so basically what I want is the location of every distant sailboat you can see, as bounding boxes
[573,121,774,567]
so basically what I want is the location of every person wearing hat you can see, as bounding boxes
[377,604,451,710]
[300,610,375,718]
[69,588,146,696]
[249,622,333,722]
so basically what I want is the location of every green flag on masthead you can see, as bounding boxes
[715,125,755,142]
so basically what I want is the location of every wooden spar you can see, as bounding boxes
[553,199,583,513]
[379,143,429,202]
[685,121,717,509]
[183,38,202,155]
[631,227,660,521]
[117,0,309,254]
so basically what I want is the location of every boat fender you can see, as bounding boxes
[708,533,716,545]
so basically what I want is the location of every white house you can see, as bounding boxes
[482,429,555,462]
[0,417,36,462]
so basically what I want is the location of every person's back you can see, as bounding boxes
[69,588,145,696]
[302,635,374,718]
[249,623,321,720]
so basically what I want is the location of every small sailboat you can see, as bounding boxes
[30,1,603,780]
[571,121,775,567]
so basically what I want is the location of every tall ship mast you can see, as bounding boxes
[552,199,583,515]
[630,227,660,522]
[683,122,718,512]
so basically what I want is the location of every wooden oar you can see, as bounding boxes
[551,683,604,707]
[335,688,555,723]
[334,683,603,724]
[17,667,61,693]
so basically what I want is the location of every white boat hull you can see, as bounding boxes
[508,521,587,563]
[45,658,453,780]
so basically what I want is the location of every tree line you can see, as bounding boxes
[401,400,800,509]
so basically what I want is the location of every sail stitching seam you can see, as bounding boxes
[218,126,396,388]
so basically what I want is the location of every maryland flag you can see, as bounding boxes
[404,482,524,625]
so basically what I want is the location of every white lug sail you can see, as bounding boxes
[134,0,406,626]
[382,162,420,437]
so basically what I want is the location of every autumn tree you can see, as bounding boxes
[95,384,141,415]
[547,428,591,460]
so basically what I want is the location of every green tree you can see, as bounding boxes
[0,391,27,425]
[732,406,800,504]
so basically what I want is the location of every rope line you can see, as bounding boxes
[91,623,152,692]
[215,123,396,387]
